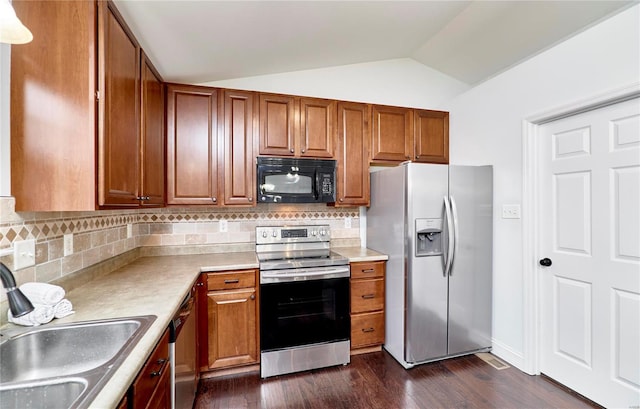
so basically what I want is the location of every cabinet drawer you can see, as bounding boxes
[131,329,170,409]
[350,278,384,313]
[350,261,385,279]
[351,311,385,348]
[207,270,256,291]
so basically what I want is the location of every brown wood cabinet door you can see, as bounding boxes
[166,84,220,205]
[336,102,370,206]
[196,274,209,372]
[414,109,449,164]
[222,90,256,206]
[371,105,413,163]
[259,93,296,156]
[98,0,141,207]
[140,52,165,207]
[206,288,258,369]
[299,97,336,158]
[11,0,97,211]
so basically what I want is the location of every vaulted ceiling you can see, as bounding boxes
[113,0,635,86]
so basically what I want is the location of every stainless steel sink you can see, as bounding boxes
[0,315,156,408]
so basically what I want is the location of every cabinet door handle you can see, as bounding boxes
[362,294,375,299]
[224,279,240,284]
[196,282,204,287]
[290,148,294,153]
[301,148,306,153]
[248,197,252,202]
[415,156,420,159]
[250,294,255,300]
[212,197,217,203]
[362,328,375,333]
[150,368,163,378]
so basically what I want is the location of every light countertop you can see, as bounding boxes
[332,246,388,262]
[2,248,386,408]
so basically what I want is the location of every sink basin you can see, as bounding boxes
[0,378,87,409]
[0,315,156,408]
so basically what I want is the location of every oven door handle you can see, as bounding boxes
[261,266,350,280]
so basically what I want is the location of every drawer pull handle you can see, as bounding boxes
[362,328,375,333]
[224,279,240,284]
[361,269,375,273]
[362,294,375,299]
[150,368,163,378]
[156,358,167,365]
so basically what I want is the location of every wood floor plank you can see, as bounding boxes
[195,352,601,409]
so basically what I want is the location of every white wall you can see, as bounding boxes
[444,5,640,369]
[200,57,469,110]
[0,44,10,197]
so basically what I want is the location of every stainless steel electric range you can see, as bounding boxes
[256,225,350,378]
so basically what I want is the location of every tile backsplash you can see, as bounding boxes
[0,197,360,298]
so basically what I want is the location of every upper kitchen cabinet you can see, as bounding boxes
[370,105,413,164]
[259,94,336,158]
[335,102,370,207]
[413,109,449,164]
[166,84,220,206]
[10,0,165,211]
[11,0,97,211]
[370,105,450,165]
[97,0,141,207]
[140,52,166,207]
[222,90,256,206]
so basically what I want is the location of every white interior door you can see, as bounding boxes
[538,97,640,408]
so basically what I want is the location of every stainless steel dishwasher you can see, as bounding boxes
[169,283,197,409]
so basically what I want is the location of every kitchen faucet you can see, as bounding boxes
[0,262,34,317]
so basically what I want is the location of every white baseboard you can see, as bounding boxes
[491,338,530,374]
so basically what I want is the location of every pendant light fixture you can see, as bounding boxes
[0,0,33,44]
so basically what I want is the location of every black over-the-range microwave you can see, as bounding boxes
[256,157,336,203]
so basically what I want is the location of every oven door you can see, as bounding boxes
[260,272,350,352]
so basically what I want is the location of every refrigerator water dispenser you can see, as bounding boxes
[415,218,443,256]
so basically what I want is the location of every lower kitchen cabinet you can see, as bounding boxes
[350,261,386,351]
[198,269,260,371]
[129,329,170,409]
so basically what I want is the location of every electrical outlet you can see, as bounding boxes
[219,220,228,232]
[14,239,36,270]
[64,234,73,256]
[345,217,352,228]
[502,204,521,219]
[127,223,133,238]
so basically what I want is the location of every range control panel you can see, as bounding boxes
[256,225,330,245]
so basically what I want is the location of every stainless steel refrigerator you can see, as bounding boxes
[366,162,493,368]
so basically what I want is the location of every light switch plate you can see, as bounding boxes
[219,220,228,232]
[345,217,352,228]
[14,239,36,270]
[502,204,521,219]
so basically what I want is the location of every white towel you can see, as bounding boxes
[8,304,54,326]
[53,299,74,319]
[19,282,65,305]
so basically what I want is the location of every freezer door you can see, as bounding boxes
[447,166,493,355]
[405,163,449,363]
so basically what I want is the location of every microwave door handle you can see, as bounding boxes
[314,170,319,200]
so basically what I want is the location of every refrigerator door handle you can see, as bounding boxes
[449,195,460,276]
[443,196,455,277]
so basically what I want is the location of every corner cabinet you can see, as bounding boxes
[350,261,386,352]
[258,93,336,158]
[11,0,165,211]
[335,102,371,207]
[165,84,220,205]
[198,270,260,371]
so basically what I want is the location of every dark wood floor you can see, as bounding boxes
[195,351,601,409]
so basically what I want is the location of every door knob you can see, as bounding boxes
[539,258,552,267]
